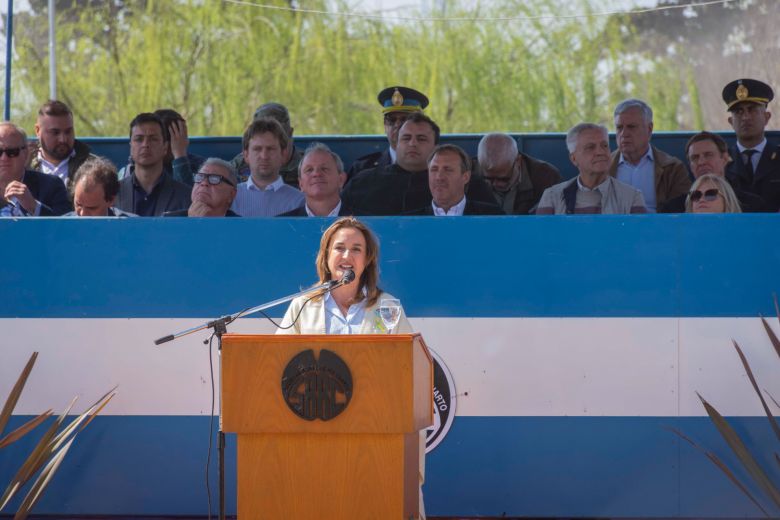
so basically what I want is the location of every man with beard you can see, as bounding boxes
[164,158,239,217]
[347,86,429,179]
[27,100,96,190]
[722,78,780,211]
[0,122,70,216]
[116,113,191,216]
[537,123,646,214]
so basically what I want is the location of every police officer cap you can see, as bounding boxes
[722,78,774,111]
[253,102,292,134]
[377,86,429,114]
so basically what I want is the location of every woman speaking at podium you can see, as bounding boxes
[276,216,413,335]
[276,216,426,519]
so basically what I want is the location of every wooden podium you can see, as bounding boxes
[221,333,433,519]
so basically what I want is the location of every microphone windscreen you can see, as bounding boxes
[343,269,356,284]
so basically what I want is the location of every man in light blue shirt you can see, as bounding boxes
[231,118,303,217]
[608,98,690,213]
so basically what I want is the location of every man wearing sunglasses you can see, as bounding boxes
[722,78,780,211]
[164,158,240,217]
[0,122,71,217]
[346,86,429,179]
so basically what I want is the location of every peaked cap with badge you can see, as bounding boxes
[377,86,429,114]
[722,78,774,110]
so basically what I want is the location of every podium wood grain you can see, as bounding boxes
[221,334,433,519]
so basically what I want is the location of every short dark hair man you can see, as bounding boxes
[279,143,352,217]
[347,86,429,178]
[66,157,135,216]
[164,158,240,217]
[341,112,439,215]
[538,123,646,214]
[27,100,96,189]
[153,108,206,187]
[609,98,690,213]
[116,113,191,216]
[229,102,304,188]
[0,121,70,216]
[477,133,561,214]
[722,78,780,211]
[659,131,766,212]
[230,118,304,217]
[404,144,503,216]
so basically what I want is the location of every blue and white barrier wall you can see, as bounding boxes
[1,215,779,518]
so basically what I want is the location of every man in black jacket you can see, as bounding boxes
[722,78,780,211]
[1,122,70,216]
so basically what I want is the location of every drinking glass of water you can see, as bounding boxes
[379,298,401,333]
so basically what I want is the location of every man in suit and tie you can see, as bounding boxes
[0,121,71,216]
[279,143,353,217]
[116,113,191,216]
[723,78,780,211]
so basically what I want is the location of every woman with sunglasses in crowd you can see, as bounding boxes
[685,174,743,213]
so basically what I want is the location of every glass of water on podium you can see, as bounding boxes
[379,298,401,333]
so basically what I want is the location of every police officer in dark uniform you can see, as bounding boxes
[347,86,429,179]
[722,78,780,211]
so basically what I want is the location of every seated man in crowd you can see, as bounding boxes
[405,144,503,216]
[0,121,71,216]
[660,131,766,213]
[154,108,206,187]
[165,158,239,217]
[348,85,429,178]
[280,143,353,217]
[230,102,303,187]
[27,100,96,190]
[341,112,439,215]
[231,118,304,217]
[66,157,135,216]
[476,133,561,214]
[610,98,690,213]
[537,123,647,214]
[722,78,780,211]
[116,113,191,216]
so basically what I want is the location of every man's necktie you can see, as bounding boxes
[743,149,757,185]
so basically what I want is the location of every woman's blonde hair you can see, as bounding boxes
[314,217,382,306]
[685,174,742,213]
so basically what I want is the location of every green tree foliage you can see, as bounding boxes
[4,0,699,136]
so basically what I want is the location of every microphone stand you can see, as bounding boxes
[154,276,349,520]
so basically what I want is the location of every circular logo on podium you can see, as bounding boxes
[425,347,456,453]
[281,349,353,421]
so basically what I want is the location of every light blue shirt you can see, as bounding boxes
[617,147,656,213]
[323,291,367,335]
[230,175,304,217]
[737,138,766,172]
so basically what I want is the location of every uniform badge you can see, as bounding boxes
[736,84,749,101]
[391,88,404,107]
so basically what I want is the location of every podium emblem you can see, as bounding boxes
[281,349,353,421]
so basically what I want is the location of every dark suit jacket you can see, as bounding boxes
[347,148,392,180]
[117,168,192,216]
[726,142,780,211]
[403,198,505,216]
[21,170,72,215]
[278,201,354,217]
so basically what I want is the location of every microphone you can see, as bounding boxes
[342,269,355,285]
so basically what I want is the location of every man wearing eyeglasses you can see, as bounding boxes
[722,78,780,211]
[476,133,561,214]
[164,158,240,217]
[346,86,429,179]
[116,113,191,217]
[0,122,71,217]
